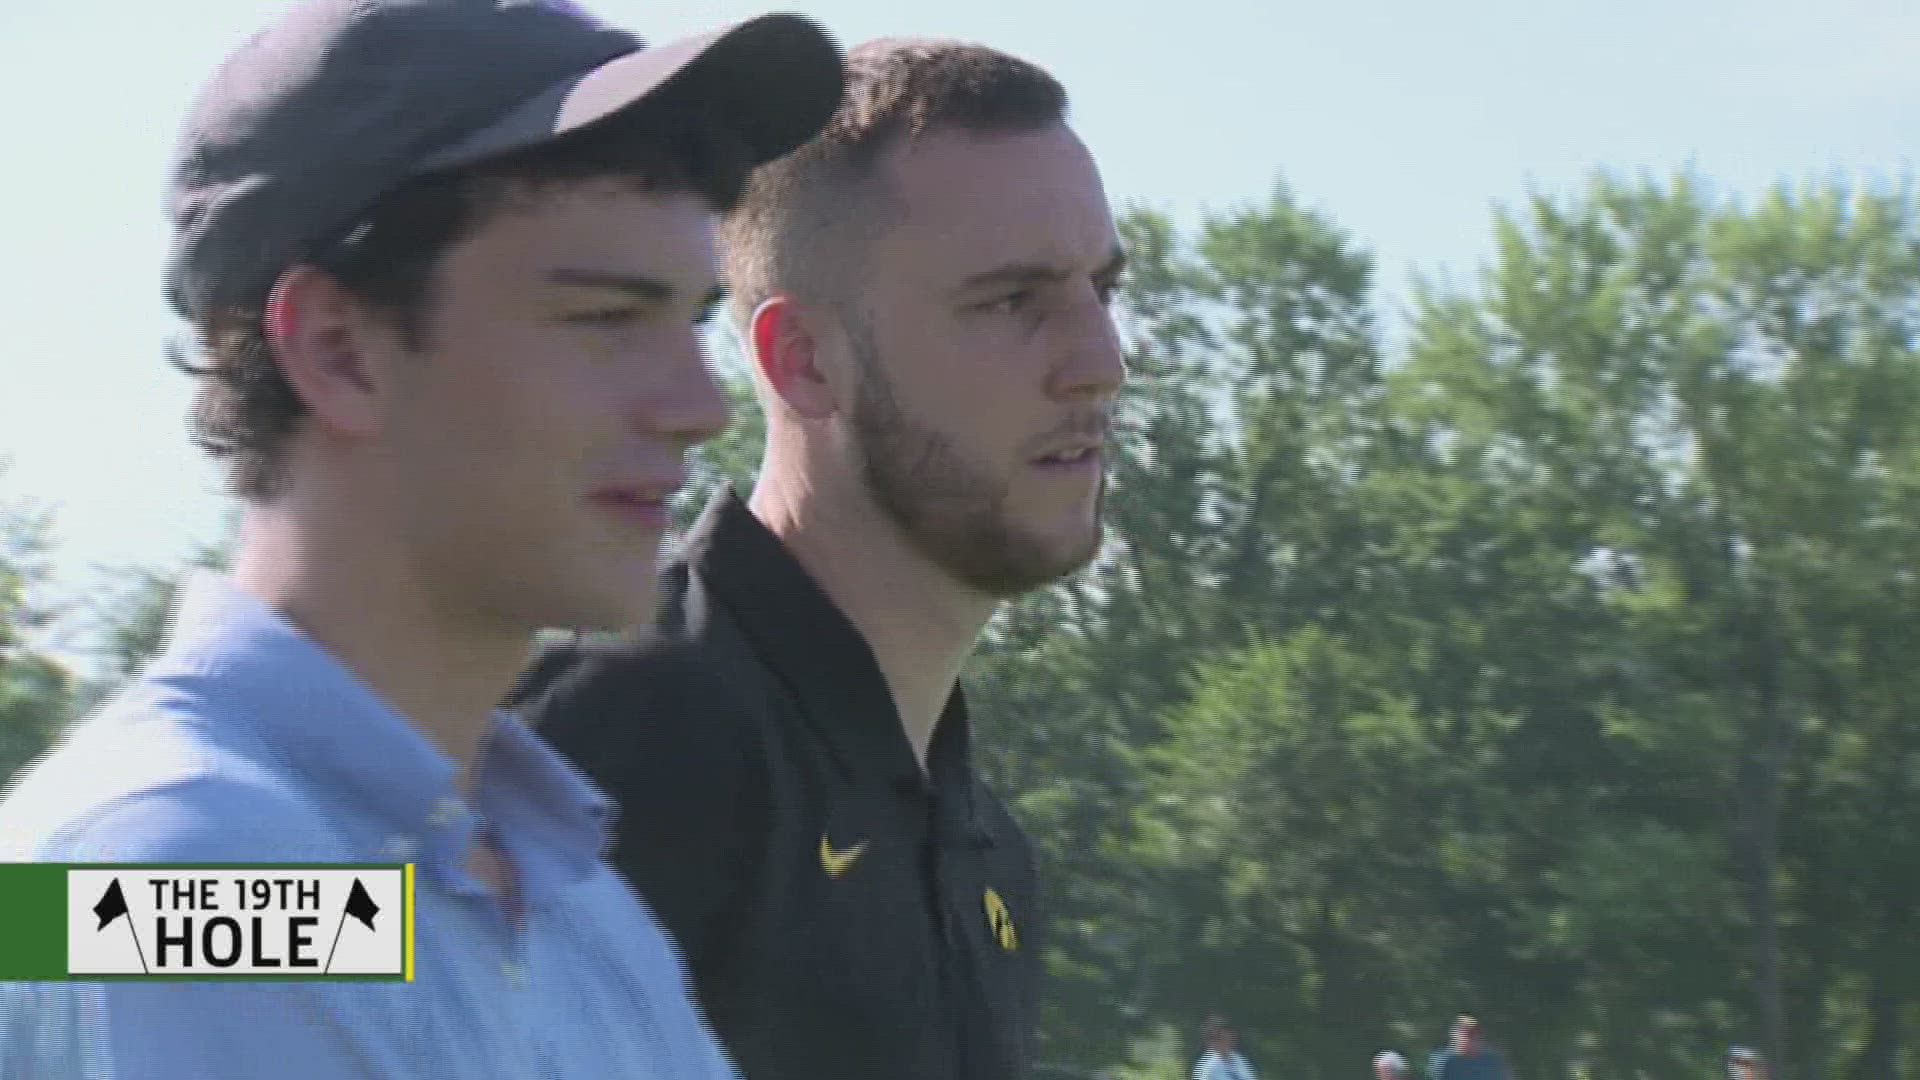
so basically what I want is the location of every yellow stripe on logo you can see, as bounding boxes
[984,887,1018,951]
[403,863,416,982]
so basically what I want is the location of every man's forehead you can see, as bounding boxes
[450,191,719,290]
[888,125,1103,203]
[884,161,1116,270]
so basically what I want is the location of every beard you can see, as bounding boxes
[845,314,1106,599]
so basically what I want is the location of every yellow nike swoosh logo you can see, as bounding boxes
[819,836,869,877]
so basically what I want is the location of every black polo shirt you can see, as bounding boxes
[512,488,1040,1080]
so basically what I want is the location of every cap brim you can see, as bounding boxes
[419,12,843,174]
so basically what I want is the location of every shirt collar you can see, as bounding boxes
[150,572,615,896]
[678,487,977,800]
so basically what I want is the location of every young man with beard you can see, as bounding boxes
[0,1,842,1076]
[515,37,1127,1080]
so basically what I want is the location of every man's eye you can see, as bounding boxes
[694,299,721,327]
[1095,278,1123,306]
[991,290,1036,313]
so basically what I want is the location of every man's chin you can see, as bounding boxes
[965,533,1103,599]
[1036,516,1104,575]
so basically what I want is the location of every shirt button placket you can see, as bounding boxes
[508,927,549,1075]
[500,903,528,989]
[502,901,533,991]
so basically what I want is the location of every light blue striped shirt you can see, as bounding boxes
[0,574,738,1080]
[1195,1050,1259,1080]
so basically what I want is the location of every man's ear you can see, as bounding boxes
[262,265,398,438]
[748,294,840,421]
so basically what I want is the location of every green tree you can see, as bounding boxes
[1401,174,1920,1079]
[0,473,74,784]
[673,326,766,532]
[972,186,1406,1074]
[70,539,232,716]
[979,174,1920,1080]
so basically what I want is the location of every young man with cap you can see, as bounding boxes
[513,36,1127,1080]
[0,1,840,1076]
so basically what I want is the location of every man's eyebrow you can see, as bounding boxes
[544,267,676,302]
[959,247,1130,292]
[958,261,1070,292]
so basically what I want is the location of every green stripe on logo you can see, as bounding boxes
[0,864,70,979]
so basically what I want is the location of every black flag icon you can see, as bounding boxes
[92,879,129,930]
[90,878,149,974]
[344,879,380,931]
[325,878,383,974]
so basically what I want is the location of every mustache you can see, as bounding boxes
[1048,410,1114,444]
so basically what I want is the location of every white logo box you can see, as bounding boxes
[67,866,411,979]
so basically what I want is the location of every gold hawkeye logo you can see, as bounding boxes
[819,835,869,877]
[984,888,1018,951]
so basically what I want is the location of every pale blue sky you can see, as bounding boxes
[2,0,1914,664]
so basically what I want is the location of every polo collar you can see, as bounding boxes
[679,488,977,802]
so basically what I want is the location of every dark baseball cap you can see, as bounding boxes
[165,0,844,322]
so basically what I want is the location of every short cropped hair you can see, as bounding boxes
[177,109,755,504]
[719,38,1068,327]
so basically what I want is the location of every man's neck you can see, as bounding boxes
[231,506,530,792]
[750,470,995,769]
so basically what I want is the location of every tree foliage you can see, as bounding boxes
[0,470,73,784]
[981,176,1920,1080]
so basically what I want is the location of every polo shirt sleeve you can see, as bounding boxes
[0,780,400,1080]
[516,636,772,970]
